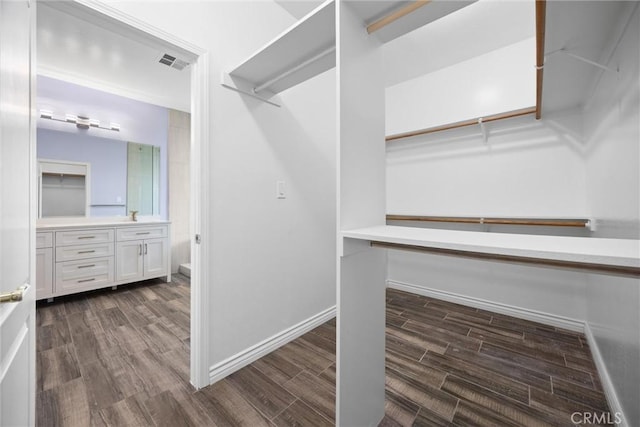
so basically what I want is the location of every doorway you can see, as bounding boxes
[34,0,209,395]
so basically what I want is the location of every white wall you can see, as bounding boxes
[386,38,536,135]
[104,1,336,372]
[583,5,639,425]
[385,28,588,324]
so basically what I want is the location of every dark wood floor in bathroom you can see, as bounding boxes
[36,275,610,426]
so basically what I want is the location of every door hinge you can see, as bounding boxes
[195,234,201,244]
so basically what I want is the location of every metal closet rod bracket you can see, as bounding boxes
[542,48,618,73]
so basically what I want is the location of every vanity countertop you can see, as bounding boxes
[36,217,170,230]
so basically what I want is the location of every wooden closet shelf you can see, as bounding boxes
[386,215,590,228]
[385,106,536,142]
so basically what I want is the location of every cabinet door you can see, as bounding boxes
[143,238,167,278]
[116,240,144,282]
[35,248,53,299]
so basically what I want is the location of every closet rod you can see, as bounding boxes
[370,241,640,277]
[535,0,546,119]
[367,1,431,34]
[386,215,591,228]
[385,106,536,142]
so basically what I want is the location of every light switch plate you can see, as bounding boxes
[276,181,286,199]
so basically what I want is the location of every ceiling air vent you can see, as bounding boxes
[158,53,189,71]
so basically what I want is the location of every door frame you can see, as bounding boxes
[49,0,212,389]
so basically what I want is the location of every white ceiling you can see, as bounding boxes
[37,2,191,113]
[39,0,535,112]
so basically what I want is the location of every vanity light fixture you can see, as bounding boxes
[39,110,120,132]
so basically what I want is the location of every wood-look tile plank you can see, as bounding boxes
[442,375,559,427]
[143,390,205,427]
[80,356,135,411]
[386,312,407,328]
[252,351,305,386]
[36,301,67,327]
[62,294,92,315]
[194,379,272,427]
[87,292,119,312]
[276,341,333,375]
[318,364,336,385]
[422,351,530,404]
[138,321,184,354]
[272,399,333,427]
[402,319,482,352]
[107,324,148,355]
[96,394,154,427]
[471,329,567,366]
[386,325,448,358]
[529,385,610,424]
[38,344,81,392]
[72,331,125,366]
[120,349,185,398]
[386,351,446,388]
[452,400,524,427]
[444,346,553,392]
[296,333,336,362]
[564,353,598,374]
[37,378,90,427]
[66,310,104,339]
[395,305,453,328]
[282,371,335,422]
[37,320,72,351]
[385,368,458,421]
[412,407,457,427]
[308,321,336,343]
[384,389,420,426]
[551,377,608,411]
[227,365,296,419]
[480,342,594,388]
[95,307,131,331]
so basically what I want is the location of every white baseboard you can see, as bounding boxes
[583,323,627,427]
[387,280,585,332]
[208,305,336,384]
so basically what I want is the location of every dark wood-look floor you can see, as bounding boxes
[36,276,610,426]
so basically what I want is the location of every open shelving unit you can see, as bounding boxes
[221,0,476,106]
[343,225,640,276]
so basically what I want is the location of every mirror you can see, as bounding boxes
[127,142,161,216]
[36,128,162,218]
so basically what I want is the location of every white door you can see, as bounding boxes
[0,0,36,425]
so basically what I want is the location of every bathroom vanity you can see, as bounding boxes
[36,218,171,300]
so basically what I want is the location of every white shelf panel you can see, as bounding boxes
[229,0,335,95]
[342,225,640,269]
[350,0,476,44]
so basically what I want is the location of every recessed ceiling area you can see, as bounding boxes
[37,2,191,112]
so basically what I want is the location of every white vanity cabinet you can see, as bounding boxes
[35,232,54,299]
[116,225,169,282]
[36,220,170,300]
[54,228,115,295]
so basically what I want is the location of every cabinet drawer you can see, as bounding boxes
[56,229,114,246]
[36,232,53,249]
[55,242,114,262]
[55,256,114,292]
[117,225,167,241]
